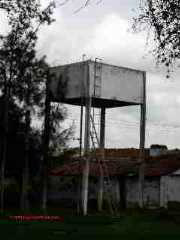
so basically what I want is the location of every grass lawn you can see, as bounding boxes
[0,209,180,240]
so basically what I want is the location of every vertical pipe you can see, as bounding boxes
[100,108,106,149]
[77,58,85,214]
[97,108,106,211]
[82,62,91,216]
[79,56,86,157]
[79,106,83,157]
[139,71,146,208]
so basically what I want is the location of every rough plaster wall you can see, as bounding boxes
[126,177,160,207]
[143,178,160,207]
[50,62,86,100]
[160,176,168,208]
[50,61,144,105]
[49,176,78,200]
[49,176,120,201]
[126,178,139,206]
[160,175,180,207]
[99,64,144,104]
[166,175,180,202]
[49,176,162,208]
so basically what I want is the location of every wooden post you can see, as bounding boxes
[82,62,91,216]
[97,108,106,212]
[139,71,146,208]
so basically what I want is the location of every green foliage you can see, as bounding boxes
[0,0,73,164]
[134,0,180,75]
[0,1,74,211]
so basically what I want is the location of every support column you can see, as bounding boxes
[115,178,120,206]
[82,62,91,216]
[100,108,106,149]
[119,176,127,209]
[79,101,83,157]
[97,108,106,212]
[79,56,86,157]
[139,71,146,208]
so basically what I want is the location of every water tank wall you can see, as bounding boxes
[49,61,87,101]
[49,60,145,105]
[89,61,144,104]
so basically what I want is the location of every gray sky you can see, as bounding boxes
[38,0,180,149]
[2,0,180,149]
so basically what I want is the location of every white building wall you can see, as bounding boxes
[160,173,180,208]
[166,175,180,202]
[126,178,139,206]
[143,178,160,208]
[160,176,168,208]
[49,173,180,208]
[126,177,160,208]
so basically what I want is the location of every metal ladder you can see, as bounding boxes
[88,59,118,214]
[94,58,102,98]
[90,58,102,150]
[89,116,118,215]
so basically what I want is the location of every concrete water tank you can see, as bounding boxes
[49,60,145,108]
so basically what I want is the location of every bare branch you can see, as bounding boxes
[96,0,103,5]
[73,0,91,14]
[55,0,71,7]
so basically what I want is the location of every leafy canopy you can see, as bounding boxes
[134,0,180,74]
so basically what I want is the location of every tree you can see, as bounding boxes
[133,0,180,207]
[0,0,96,213]
[41,69,75,212]
[0,0,74,212]
[133,0,180,74]
[0,0,57,212]
[0,96,42,207]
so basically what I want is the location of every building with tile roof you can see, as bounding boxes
[49,147,180,209]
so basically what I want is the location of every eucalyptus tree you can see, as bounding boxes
[134,0,180,73]
[0,0,55,212]
[0,0,96,213]
[133,0,180,207]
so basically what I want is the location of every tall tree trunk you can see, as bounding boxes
[0,80,9,213]
[42,70,51,213]
[21,85,31,212]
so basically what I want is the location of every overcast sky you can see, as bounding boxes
[39,0,180,150]
[2,0,180,149]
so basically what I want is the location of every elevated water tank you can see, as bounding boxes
[49,60,145,108]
